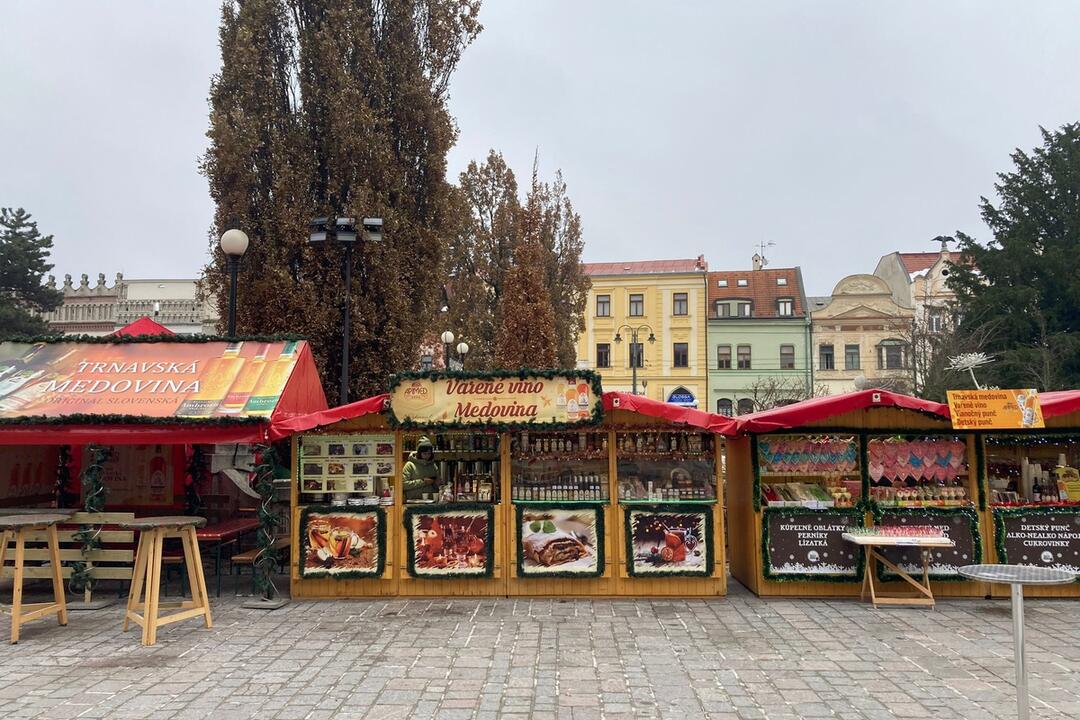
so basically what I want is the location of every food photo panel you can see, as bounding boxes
[518,506,603,577]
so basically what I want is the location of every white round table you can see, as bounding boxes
[958,564,1077,720]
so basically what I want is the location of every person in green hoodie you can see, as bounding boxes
[401,436,440,501]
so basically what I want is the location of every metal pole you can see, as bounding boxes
[631,329,638,395]
[227,257,239,336]
[340,243,352,404]
[1011,582,1029,720]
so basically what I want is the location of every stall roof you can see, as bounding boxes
[735,389,950,434]
[1035,390,1080,421]
[0,338,327,445]
[269,393,388,440]
[603,392,738,435]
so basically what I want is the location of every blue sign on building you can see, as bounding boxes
[667,387,697,407]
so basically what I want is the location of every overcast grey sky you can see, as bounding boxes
[3,2,1079,296]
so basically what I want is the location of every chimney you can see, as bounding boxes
[752,253,763,271]
[695,254,707,271]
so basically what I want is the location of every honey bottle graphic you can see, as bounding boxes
[175,342,245,417]
[244,341,299,415]
[215,342,271,415]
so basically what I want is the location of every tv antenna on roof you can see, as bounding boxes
[755,240,774,267]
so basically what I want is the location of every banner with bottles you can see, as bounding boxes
[0,341,305,419]
[82,444,185,506]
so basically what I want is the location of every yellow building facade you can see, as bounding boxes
[576,258,709,408]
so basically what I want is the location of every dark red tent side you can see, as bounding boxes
[111,317,176,337]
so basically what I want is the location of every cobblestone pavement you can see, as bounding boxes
[2,579,1079,720]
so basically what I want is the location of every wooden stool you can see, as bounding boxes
[120,516,212,646]
[0,513,70,644]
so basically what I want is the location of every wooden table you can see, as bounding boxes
[197,518,261,597]
[843,533,955,608]
[0,514,70,643]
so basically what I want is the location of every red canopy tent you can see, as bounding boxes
[0,338,328,445]
[734,389,950,434]
[603,391,738,435]
[111,317,175,337]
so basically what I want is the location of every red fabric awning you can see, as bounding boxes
[269,393,388,440]
[0,422,268,446]
[111,317,175,337]
[735,389,950,434]
[1034,390,1080,421]
[603,392,738,435]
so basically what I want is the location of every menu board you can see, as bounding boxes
[875,509,980,579]
[994,508,1080,574]
[763,508,861,579]
[299,507,384,579]
[517,505,603,578]
[624,506,712,577]
[298,434,395,494]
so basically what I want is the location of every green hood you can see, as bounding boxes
[408,436,437,471]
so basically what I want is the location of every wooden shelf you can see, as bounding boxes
[618,499,717,506]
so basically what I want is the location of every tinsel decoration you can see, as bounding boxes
[54,444,77,508]
[0,413,265,427]
[252,444,281,599]
[386,369,604,431]
[70,445,111,594]
[184,445,209,516]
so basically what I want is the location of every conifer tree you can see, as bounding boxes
[0,208,63,337]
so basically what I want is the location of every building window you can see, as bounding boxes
[780,344,795,370]
[629,293,644,317]
[737,345,751,369]
[737,302,752,317]
[420,354,433,371]
[717,279,728,287]
[596,343,610,368]
[737,398,755,415]
[630,342,644,368]
[717,345,731,369]
[714,301,730,318]
[878,340,906,370]
[777,277,788,286]
[929,310,945,333]
[673,342,689,368]
[844,344,860,370]
[777,298,794,316]
[673,292,688,316]
[717,399,733,416]
[819,344,835,370]
[596,294,610,317]
[736,279,748,287]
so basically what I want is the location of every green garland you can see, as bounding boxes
[858,434,870,501]
[402,503,495,579]
[386,369,605,431]
[298,505,387,580]
[623,503,714,578]
[993,506,1080,581]
[0,413,266,427]
[70,445,111,594]
[751,435,761,512]
[871,505,982,582]
[251,445,282,598]
[974,433,987,510]
[184,446,209,516]
[54,445,77,508]
[0,333,305,344]
[761,506,865,583]
[983,432,1080,445]
[514,503,605,579]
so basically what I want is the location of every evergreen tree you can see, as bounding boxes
[494,236,558,368]
[0,208,63,337]
[202,0,482,402]
[950,123,1080,390]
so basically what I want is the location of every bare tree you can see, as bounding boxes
[745,375,831,412]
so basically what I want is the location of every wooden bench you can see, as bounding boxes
[1,512,136,604]
[230,538,290,594]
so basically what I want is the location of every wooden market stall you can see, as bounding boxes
[979,389,1080,598]
[0,329,328,593]
[278,371,735,599]
[727,389,989,599]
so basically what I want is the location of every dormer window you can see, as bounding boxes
[777,277,788,286]
[777,298,794,316]
[738,302,752,317]
[717,279,728,287]
[736,279,748,287]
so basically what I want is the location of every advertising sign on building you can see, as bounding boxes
[389,373,601,427]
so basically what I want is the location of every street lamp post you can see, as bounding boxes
[440,330,455,370]
[219,229,249,336]
[309,216,383,403]
[613,324,655,395]
[456,341,470,369]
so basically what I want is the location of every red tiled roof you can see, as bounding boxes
[899,252,960,274]
[583,256,707,276]
[706,268,805,318]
